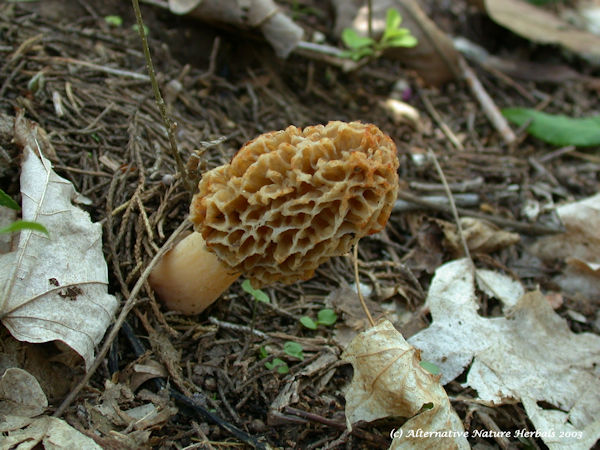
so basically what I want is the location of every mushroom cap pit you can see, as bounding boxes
[189,121,399,288]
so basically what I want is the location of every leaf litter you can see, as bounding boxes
[0,114,118,370]
[408,259,600,449]
[0,0,599,448]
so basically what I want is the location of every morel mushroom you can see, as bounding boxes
[149,121,399,314]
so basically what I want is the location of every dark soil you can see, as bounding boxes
[1,0,598,449]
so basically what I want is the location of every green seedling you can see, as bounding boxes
[104,15,123,27]
[0,189,49,236]
[341,8,417,61]
[258,346,269,359]
[241,279,270,303]
[265,358,289,374]
[300,308,338,330]
[259,346,290,374]
[317,308,337,325]
[283,341,304,361]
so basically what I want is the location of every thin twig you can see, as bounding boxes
[208,316,270,339]
[131,0,194,194]
[33,56,150,81]
[53,220,190,417]
[353,242,375,327]
[419,90,464,151]
[429,149,472,262]
[460,58,517,145]
[395,190,564,235]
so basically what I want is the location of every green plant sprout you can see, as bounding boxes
[104,15,123,27]
[259,346,269,359]
[283,341,304,361]
[259,346,289,374]
[300,308,337,330]
[341,8,417,61]
[264,358,289,374]
[0,189,48,236]
[241,279,270,303]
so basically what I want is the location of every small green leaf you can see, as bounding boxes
[382,27,410,39]
[104,15,123,27]
[241,279,270,303]
[300,316,318,330]
[316,309,337,326]
[385,8,402,33]
[502,108,600,147]
[384,35,418,48]
[265,358,289,374]
[341,28,375,49]
[341,47,375,61]
[0,189,20,210]
[0,220,49,236]
[258,346,268,359]
[283,341,304,361]
[419,360,441,375]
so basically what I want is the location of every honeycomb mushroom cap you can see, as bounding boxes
[189,121,399,287]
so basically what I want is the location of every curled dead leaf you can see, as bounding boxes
[481,0,600,65]
[438,217,520,256]
[0,119,118,370]
[342,320,469,448]
[408,259,600,449]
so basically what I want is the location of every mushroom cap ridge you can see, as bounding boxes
[189,121,399,288]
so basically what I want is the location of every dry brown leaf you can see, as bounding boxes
[342,320,469,449]
[0,367,102,449]
[0,367,47,418]
[0,118,118,370]
[0,333,77,402]
[437,217,520,256]
[1,415,102,449]
[530,193,600,302]
[483,0,600,65]
[331,0,461,86]
[409,259,600,449]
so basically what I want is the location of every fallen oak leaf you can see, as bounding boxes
[408,259,600,449]
[0,118,118,370]
[342,320,469,449]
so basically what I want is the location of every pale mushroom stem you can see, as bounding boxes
[148,232,240,315]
